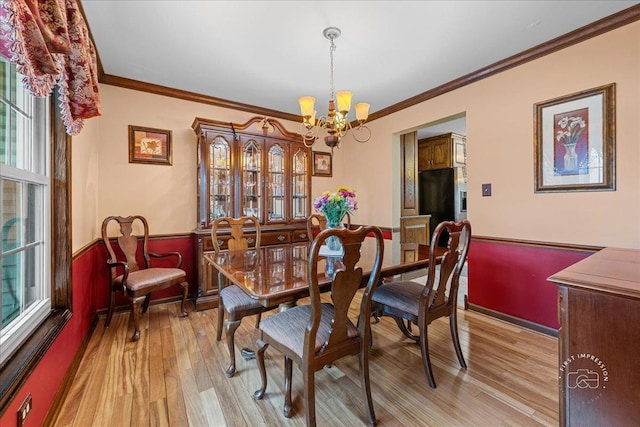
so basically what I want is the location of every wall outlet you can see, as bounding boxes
[18,394,32,427]
[482,183,492,197]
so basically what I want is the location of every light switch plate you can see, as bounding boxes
[482,183,492,197]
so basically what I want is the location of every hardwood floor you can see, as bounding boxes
[52,294,558,426]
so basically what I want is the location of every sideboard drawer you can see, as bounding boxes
[292,229,310,242]
[262,231,291,245]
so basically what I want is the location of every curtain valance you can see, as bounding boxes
[0,0,101,135]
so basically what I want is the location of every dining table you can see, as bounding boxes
[203,233,441,308]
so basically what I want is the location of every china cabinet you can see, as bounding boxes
[192,116,312,310]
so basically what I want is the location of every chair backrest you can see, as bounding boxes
[306,212,352,242]
[306,226,384,355]
[211,216,261,253]
[306,214,327,242]
[423,219,471,320]
[101,215,151,277]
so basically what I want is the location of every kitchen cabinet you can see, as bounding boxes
[192,116,312,310]
[400,215,430,245]
[548,248,640,426]
[418,132,466,171]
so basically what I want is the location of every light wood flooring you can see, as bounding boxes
[52,294,559,426]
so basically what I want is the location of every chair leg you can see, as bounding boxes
[179,281,189,317]
[303,364,316,427]
[141,294,151,313]
[254,311,262,329]
[450,310,467,369]
[360,341,376,426]
[105,289,116,327]
[130,295,146,341]
[419,324,437,389]
[216,302,225,342]
[253,339,269,400]
[394,317,419,341]
[224,319,241,377]
[284,356,293,418]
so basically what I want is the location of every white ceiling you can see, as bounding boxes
[82,0,638,123]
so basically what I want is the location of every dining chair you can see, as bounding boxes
[371,219,471,389]
[305,212,352,242]
[212,216,272,377]
[253,225,384,427]
[101,215,189,341]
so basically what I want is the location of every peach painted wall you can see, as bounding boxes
[71,112,100,252]
[71,85,324,249]
[339,21,640,248]
[71,21,640,251]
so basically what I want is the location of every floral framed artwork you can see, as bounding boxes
[312,151,332,177]
[128,125,173,165]
[534,83,615,192]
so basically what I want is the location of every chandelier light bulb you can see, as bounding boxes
[355,103,370,122]
[298,96,316,117]
[336,91,352,113]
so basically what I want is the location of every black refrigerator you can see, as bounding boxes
[419,168,456,246]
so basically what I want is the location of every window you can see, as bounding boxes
[0,57,51,364]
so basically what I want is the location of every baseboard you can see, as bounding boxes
[467,303,558,337]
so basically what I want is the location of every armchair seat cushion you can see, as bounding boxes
[259,303,358,359]
[115,267,186,292]
[372,281,424,318]
[220,285,264,315]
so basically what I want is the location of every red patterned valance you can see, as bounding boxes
[0,0,101,135]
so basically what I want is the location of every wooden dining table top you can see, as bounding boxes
[204,235,441,307]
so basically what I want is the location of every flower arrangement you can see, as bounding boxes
[556,116,586,147]
[313,186,357,226]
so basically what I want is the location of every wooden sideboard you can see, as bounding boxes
[548,248,640,426]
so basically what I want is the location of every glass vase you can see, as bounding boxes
[325,220,345,252]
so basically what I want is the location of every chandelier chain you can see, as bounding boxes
[329,36,335,101]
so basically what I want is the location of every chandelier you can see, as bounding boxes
[298,27,371,150]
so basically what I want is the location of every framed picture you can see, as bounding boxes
[312,151,332,177]
[534,83,615,192]
[128,125,173,165]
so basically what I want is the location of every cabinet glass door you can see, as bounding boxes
[209,136,232,221]
[291,244,308,288]
[241,140,261,220]
[266,144,285,222]
[291,148,309,220]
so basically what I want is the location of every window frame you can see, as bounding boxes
[0,87,71,415]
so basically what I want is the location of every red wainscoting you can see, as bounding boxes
[0,235,196,427]
[468,238,595,331]
[0,241,103,427]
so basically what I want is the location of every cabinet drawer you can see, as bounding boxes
[262,231,291,245]
[292,229,311,242]
[202,234,259,251]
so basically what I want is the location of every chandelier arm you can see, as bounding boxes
[351,124,371,143]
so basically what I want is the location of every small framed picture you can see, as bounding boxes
[128,125,172,165]
[533,84,615,192]
[312,151,332,177]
